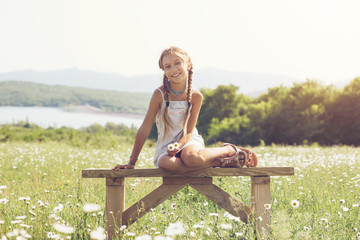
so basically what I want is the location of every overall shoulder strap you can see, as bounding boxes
[156,88,164,100]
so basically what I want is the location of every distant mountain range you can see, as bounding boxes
[0,68,351,96]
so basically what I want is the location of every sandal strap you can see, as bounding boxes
[219,143,247,168]
[221,143,248,161]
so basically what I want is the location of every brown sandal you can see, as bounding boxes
[218,143,248,168]
[237,147,258,167]
[219,143,258,168]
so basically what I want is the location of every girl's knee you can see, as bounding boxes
[182,151,204,167]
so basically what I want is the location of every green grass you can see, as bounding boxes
[0,143,359,239]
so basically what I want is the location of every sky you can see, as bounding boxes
[0,0,359,84]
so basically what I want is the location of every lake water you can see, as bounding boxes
[0,106,144,129]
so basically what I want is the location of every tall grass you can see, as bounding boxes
[0,142,359,239]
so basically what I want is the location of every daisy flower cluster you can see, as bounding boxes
[0,142,359,239]
[167,142,180,152]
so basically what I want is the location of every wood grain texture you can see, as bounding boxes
[190,184,252,223]
[106,177,125,186]
[106,178,125,239]
[163,177,212,185]
[122,184,185,226]
[251,176,271,237]
[82,167,294,178]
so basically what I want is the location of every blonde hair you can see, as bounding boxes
[158,46,193,140]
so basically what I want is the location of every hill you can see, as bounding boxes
[0,81,151,114]
[0,68,304,96]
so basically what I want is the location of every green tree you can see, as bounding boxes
[323,77,360,145]
[198,85,241,136]
[261,80,333,144]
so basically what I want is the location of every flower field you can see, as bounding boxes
[0,142,359,239]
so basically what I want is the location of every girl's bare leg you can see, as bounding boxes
[157,145,236,172]
[157,155,189,172]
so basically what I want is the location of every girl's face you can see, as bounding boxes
[161,53,189,84]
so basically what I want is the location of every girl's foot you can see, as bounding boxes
[237,147,258,167]
[218,143,248,168]
[219,143,258,168]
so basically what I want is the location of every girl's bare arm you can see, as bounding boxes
[113,89,162,170]
[176,90,203,148]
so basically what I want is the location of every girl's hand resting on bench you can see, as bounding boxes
[112,163,135,170]
[112,155,137,170]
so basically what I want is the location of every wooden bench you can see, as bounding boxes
[82,167,294,239]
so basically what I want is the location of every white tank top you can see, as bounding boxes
[153,88,204,167]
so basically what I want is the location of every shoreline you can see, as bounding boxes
[63,104,145,119]
[0,105,144,128]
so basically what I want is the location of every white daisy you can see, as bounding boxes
[193,224,204,229]
[47,232,61,239]
[173,142,180,149]
[20,224,31,228]
[209,213,219,216]
[165,221,186,236]
[90,227,106,240]
[11,220,22,224]
[29,210,37,216]
[53,204,64,213]
[154,236,170,240]
[224,212,240,222]
[291,200,299,208]
[53,223,75,234]
[221,223,232,229]
[167,144,175,151]
[83,203,101,212]
[135,235,152,240]
[264,203,271,210]
[19,229,31,238]
[6,229,19,238]
[320,218,328,223]
[19,197,30,201]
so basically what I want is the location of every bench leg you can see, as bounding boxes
[251,176,271,237]
[106,177,125,240]
[191,183,252,223]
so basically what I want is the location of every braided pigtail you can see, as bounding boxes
[158,46,194,141]
[161,74,172,139]
[183,66,193,141]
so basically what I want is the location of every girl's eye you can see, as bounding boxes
[175,62,181,65]
[165,66,171,69]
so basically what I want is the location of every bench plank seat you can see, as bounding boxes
[82,167,294,178]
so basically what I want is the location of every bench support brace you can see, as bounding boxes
[105,176,270,239]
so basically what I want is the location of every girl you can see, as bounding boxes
[113,47,257,172]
